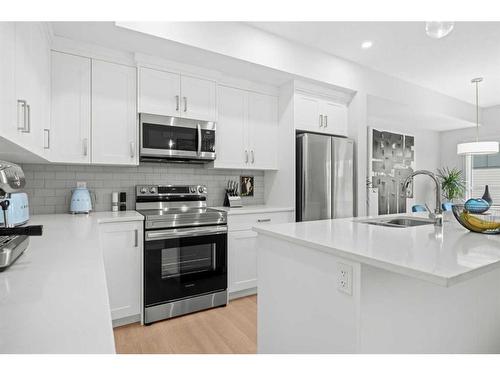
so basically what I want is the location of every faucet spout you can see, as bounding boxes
[402,170,443,226]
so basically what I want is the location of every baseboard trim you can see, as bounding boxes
[112,314,141,328]
[229,287,257,300]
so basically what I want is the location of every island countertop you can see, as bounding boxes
[0,211,143,354]
[253,212,500,286]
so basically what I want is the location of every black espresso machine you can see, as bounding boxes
[0,161,43,271]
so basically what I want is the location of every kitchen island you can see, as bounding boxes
[253,212,500,353]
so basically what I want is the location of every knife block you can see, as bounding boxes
[223,190,243,208]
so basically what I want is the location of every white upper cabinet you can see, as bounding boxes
[181,75,217,121]
[214,85,247,169]
[0,23,50,155]
[215,85,278,170]
[321,100,348,136]
[138,67,216,122]
[295,94,322,133]
[247,91,278,169]
[92,60,137,165]
[0,22,16,142]
[50,51,91,163]
[138,67,180,117]
[295,92,348,136]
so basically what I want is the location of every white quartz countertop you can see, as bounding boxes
[253,212,500,287]
[0,211,143,353]
[213,205,294,215]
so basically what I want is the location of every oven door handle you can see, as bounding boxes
[145,226,227,241]
[197,123,202,156]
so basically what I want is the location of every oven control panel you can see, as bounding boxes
[136,185,207,197]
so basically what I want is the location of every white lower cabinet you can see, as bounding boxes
[229,230,258,293]
[99,221,143,324]
[227,210,294,296]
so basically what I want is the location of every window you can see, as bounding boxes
[471,153,500,202]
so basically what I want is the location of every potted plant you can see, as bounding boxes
[437,167,466,203]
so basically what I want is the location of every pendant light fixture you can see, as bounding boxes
[425,22,455,39]
[457,78,499,155]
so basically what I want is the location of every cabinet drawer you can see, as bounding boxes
[227,211,294,232]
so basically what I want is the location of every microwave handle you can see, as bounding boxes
[197,123,202,155]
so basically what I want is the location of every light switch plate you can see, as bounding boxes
[337,262,353,295]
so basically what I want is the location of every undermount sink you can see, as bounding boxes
[358,216,435,228]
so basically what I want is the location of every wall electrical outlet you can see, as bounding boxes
[76,181,87,188]
[337,262,353,295]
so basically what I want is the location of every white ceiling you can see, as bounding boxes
[249,22,500,107]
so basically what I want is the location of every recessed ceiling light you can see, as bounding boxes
[361,40,373,49]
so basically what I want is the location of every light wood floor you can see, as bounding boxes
[113,295,257,354]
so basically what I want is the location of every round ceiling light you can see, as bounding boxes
[361,40,373,49]
[425,21,455,39]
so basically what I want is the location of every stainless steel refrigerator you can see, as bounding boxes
[296,133,355,222]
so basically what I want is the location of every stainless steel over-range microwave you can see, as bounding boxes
[139,113,216,163]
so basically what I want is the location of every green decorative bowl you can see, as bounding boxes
[452,204,500,235]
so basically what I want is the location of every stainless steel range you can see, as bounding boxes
[135,184,228,325]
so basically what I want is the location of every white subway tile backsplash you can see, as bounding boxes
[21,163,265,214]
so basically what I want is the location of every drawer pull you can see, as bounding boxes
[257,218,271,223]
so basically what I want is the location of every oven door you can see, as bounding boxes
[144,225,227,307]
[140,113,216,160]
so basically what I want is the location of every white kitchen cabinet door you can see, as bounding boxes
[181,75,217,122]
[214,85,247,169]
[138,67,180,117]
[99,221,142,322]
[0,22,16,142]
[92,60,138,165]
[50,51,91,163]
[321,100,348,136]
[228,230,258,293]
[295,93,322,133]
[12,23,50,154]
[247,91,278,170]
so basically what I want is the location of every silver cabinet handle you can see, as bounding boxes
[251,150,255,164]
[43,129,50,149]
[25,104,31,133]
[319,114,323,127]
[175,95,180,111]
[324,115,328,127]
[17,100,29,132]
[197,123,202,155]
[183,96,187,112]
[257,218,271,223]
[245,150,249,163]
[83,138,88,156]
[130,142,135,158]
[134,229,139,247]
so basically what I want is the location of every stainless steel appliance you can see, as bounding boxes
[135,184,227,324]
[0,161,43,270]
[296,133,355,222]
[139,114,216,163]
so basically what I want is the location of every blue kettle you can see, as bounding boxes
[70,188,93,214]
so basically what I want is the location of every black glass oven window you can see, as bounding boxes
[161,244,215,279]
[143,123,197,151]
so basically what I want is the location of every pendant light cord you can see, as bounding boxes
[475,80,479,142]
